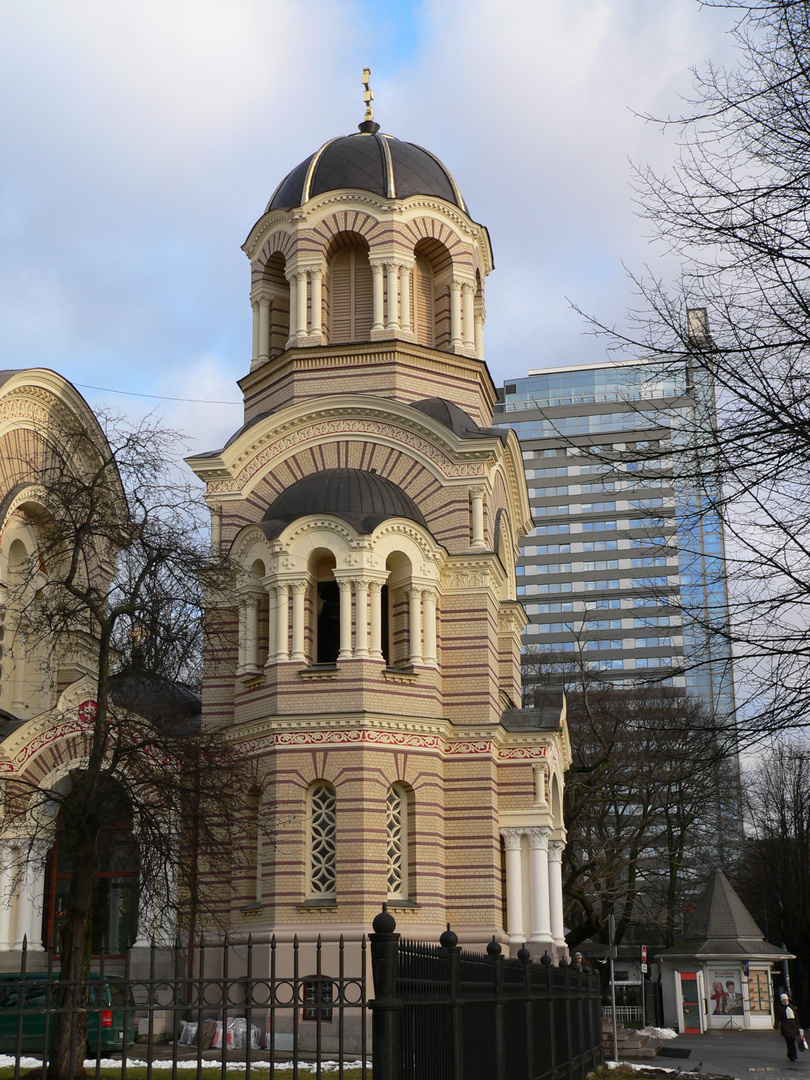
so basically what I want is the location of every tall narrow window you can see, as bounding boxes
[412,255,435,347]
[386,784,408,900]
[308,783,337,899]
[329,246,373,343]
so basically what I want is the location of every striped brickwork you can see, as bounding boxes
[187,175,571,953]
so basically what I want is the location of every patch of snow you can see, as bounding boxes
[639,1026,679,1039]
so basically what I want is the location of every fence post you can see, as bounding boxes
[488,936,506,1080]
[370,905,401,1080]
[441,925,464,1080]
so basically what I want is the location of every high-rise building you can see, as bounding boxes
[492,346,735,720]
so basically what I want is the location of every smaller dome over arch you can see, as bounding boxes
[259,468,428,537]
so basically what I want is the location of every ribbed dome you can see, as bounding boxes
[267,131,467,212]
[259,468,428,537]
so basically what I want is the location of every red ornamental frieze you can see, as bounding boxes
[224,418,487,491]
[497,746,550,760]
[0,707,97,773]
[241,729,444,755]
[235,728,545,759]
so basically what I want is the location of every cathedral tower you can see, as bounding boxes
[187,87,570,954]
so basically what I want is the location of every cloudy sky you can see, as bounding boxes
[1,0,740,457]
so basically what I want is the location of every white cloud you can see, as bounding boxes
[0,0,742,441]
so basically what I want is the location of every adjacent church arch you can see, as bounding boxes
[327,233,373,344]
[41,776,139,955]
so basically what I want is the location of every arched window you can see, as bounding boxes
[386,784,409,900]
[311,552,339,664]
[412,254,435,348]
[264,252,290,361]
[245,786,261,905]
[307,782,337,900]
[42,778,139,955]
[328,243,373,344]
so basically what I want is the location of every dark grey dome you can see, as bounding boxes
[267,132,467,212]
[411,398,510,445]
[259,468,428,537]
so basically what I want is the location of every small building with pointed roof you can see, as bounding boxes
[658,869,792,1032]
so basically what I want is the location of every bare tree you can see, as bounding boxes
[736,740,810,1020]
[2,413,243,1078]
[523,649,739,947]
[580,0,810,739]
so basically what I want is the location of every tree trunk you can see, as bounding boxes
[48,832,98,1079]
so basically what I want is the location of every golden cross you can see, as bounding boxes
[362,68,374,124]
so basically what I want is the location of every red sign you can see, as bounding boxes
[641,945,647,963]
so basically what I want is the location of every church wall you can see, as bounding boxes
[239,342,496,428]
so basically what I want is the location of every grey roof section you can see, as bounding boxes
[0,371,22,390]
[411,398,510,444]
[660,869,791,960]
[267,131,467,212]
[260,468,428,537]
[501,690,565,731]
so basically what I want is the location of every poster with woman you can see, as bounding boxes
[711,969,743,1015]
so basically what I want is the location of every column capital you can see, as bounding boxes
[289,578,309,595]
[501,828,524,850]
[461,281,475,296]
[469,485,486,500]
[548,839,565,862]
[450,279,463,294]
[308,266,325,282]
[526,826,552,850]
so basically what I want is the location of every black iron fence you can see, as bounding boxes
[370,909,604,1080]
[0,911,603,1080]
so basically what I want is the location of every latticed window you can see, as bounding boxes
[386,785,407,899]
[308,783,337,898]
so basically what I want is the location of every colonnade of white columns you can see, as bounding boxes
[236,577,439,671]
[251,263,483,357]
[0,844,46,951]
[501,827,566,951]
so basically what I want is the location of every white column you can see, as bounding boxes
[422,588,437,665]
[470,487,486,550]
[295,271,308,336]
[264,583,276,664]
[286,274,298,347]
[474,310,485,359]
[236,601,247,675]
[0,848,13,950]
[258,296,271,362]
[338,580,353,661]
[309,269,323,342]
[502,829,525,945]
[399,265,412,333]
[251,300,260,363]
[15,847,44,951]
[450,281,463,348]
[209,504,222,555]
[274,583,290,662]
[462,283,475,349]
[291,581,307,664]
[532,763,548,807]
[407,587,423,665]
[386,263,399,332]
[244,592,261,673]
[527,827,553,945]
[369,581,384,660]
[354,579,369,659]
[372,263,385,332]
[548,840,566,947]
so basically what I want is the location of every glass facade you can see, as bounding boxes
[493,359,735,721]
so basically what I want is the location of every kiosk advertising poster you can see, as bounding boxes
[710,969,744,1015]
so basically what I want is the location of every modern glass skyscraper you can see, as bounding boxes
[493,353,735,720]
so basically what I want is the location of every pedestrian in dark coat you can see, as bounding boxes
[775,992,801,1061]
